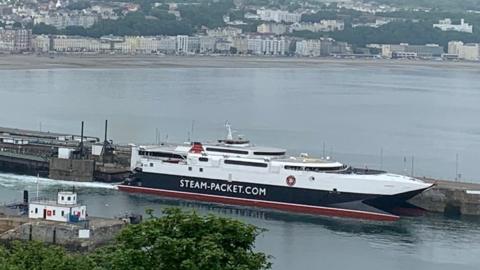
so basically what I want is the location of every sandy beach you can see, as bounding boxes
[0,54,479,70]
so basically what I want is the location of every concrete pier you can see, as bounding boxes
[410,179,480,216]
[0,125,130,182]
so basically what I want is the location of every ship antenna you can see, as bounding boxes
[225,122,233,140]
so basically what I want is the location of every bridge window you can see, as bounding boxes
[254,151,286,156]
[139,150,185,159]
[225,160,268,168]
[206,147,249,155]
[284,165,344,171]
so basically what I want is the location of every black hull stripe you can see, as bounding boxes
[118,185,399,222]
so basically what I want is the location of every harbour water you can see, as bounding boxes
[1,63,480,269]
[1,65,479,181]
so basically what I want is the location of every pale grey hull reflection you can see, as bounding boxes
[0,174,479,270]
[0,66,479,181]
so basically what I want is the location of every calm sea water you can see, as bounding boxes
[1,64,480,269]
[0,65,479,181]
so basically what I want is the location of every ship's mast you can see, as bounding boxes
[225,122,233,140]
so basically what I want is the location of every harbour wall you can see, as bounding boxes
[0,216,125,251]
[49,158,95,182]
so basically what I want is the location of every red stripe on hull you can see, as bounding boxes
[118,185,399,222]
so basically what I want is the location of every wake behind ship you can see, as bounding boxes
[119,125,433,221]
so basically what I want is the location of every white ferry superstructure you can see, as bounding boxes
[119,125,433,221]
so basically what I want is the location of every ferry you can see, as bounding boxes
[118,124,433,221]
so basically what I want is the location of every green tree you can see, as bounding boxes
[32,23,58,35]
[0,241,94,270]
[66,1,91,10]
[178,1,234,29]
[91,208,271,270]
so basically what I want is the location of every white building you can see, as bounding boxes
[158,36,176,53]
[188,36,200,53]
[199,36,216,53]
[289,20,345,32]
[381,43,444,58]
[257,23,287,35]
[0,28,32,52]
[448,41,464,55]
[176,35,189,53]
[433,18,473,33]
[215,39,232,52]
[352,18,392,28]
[449,41,480,61]
[34,13,98,29]
[256,9,301,23]
[52,35,102,52]
[29,191,87,222]
[247,36,286,55]
[460,43,480,60]
[232,37,248,54]
[206,27,242,37]
[295,39,322,56]
[32,35,50,52]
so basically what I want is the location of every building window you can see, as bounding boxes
[61,196,64,200]
[199,157,209,162]
[188,167,192,171]
[199,168,203,172]
[53,210,56,216]
[67,197,71,201]
[35,208,38,214]
[150,163,154,167]
[61,210,65,216]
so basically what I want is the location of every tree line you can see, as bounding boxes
[33,0,234,38]
[292,21,480,48]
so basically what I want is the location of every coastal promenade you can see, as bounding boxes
[1,54,479,70]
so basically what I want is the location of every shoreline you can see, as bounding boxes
[0,54,479,70]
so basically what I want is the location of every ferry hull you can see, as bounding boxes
[118,172,427,222]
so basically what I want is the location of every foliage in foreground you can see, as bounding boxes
[0,208,271,270]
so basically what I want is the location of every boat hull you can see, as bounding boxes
[118,172,428,221]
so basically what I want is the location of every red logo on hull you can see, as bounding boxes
[286,175,296,186]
